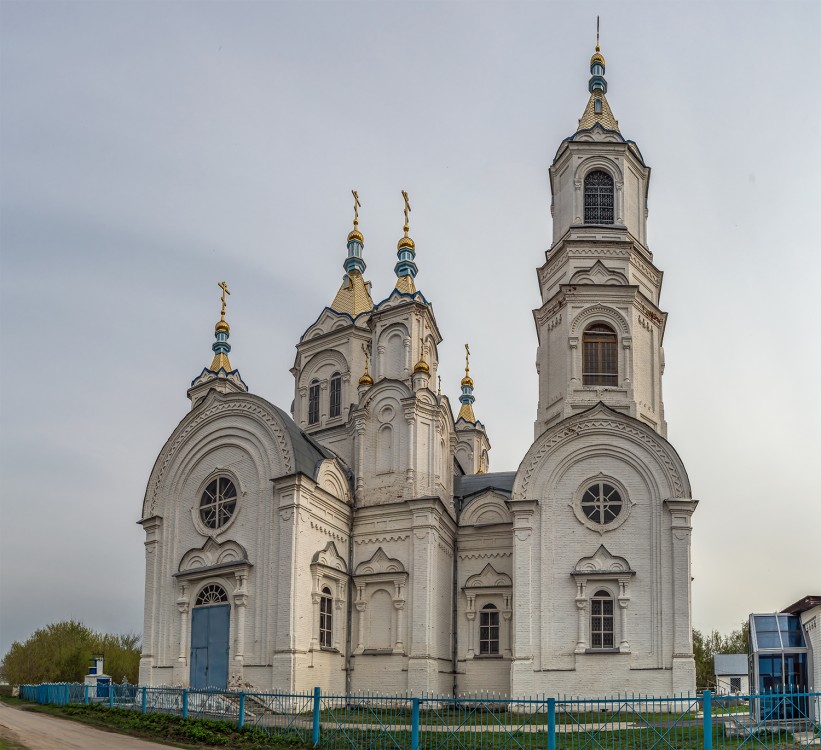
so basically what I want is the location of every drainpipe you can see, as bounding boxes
[345,485,356,695]
[452,496,462,697]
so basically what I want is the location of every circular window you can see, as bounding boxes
[199,477,237,529]
[581,481,623,525]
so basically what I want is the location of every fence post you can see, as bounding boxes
[84,684,89,705]
[238,692,246,730]
[65,682,70,706]
[411,697,420,750]
[182,688,189,718]
[142,686,147,714]
[703,689,712,750]
[548,697,556,750]
[109,684,114,709]
[312,686,321,746]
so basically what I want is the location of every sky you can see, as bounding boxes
[1,1,819,660]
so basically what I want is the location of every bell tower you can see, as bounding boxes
[533,40,668,438]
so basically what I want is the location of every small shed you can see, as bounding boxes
[714,653,748,694]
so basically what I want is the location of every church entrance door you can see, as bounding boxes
[190,604,230,689]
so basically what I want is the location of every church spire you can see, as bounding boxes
[188,281,248,405]
[210,281,234,372]
[394,190,418,294]
[457,343,477,423]
[577,18,620,133]
[330,190,374,317]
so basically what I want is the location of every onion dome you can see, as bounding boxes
[210,282,234,372]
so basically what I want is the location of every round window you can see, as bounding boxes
[199,477,237,529]
[581,481,623,525]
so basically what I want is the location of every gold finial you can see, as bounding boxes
[596,15,600,52]
[413,334,430,374]
[461,342,473,387]
[216,281,231,332]
[348,190,364,243]
[359,342,373,386]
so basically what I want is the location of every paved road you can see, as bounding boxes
[0,702,174,749]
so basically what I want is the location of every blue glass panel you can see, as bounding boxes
[755,615,778,631]
[757,632,782,649]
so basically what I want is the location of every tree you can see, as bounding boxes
[1,620,140,685]
[693,621,750,689]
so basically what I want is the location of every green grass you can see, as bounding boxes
[0,737,30,750]
[1,701,311,749]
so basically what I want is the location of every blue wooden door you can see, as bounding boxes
[190,604,230,689]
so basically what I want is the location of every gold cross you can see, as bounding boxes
[401,190,411,235]
[596,16,600,52]
[352,190,361,228]
[218,281,230,319]
[465,343,470,373]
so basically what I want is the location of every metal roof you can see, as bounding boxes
[454,472,516,502]
[713,654,748,676]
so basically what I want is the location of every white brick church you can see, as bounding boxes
[139,43,698,698]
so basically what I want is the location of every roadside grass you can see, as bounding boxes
[0,737,30,750]
[0,697,310,749]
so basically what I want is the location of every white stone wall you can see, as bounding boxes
[800,606,821,693]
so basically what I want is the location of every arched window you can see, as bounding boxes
[591,590,615,649]
[329,372,342,418]
[583,323,618,386]
[479,604,500,655]
[319,586,333,648]
[199,477,237,529]
[584,170,614,224]
[196,584,228,606]
[308,379,320,424]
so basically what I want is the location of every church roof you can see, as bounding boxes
[454,471,516,502]
[269,402,339,479]
[330,269,374,317]
[577,91,620,133]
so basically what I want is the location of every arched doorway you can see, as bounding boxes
[190,584,230,689]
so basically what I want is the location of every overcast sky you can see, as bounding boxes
[1,1,819,661]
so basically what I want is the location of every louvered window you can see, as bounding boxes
[583,323,618,386]
[308,380,320,424]
[584,170,614,224]
[329,373,342,418]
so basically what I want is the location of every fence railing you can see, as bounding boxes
[18,684,821,750]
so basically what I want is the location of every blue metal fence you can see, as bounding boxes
[18,684,820,750]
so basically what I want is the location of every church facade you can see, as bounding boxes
[139,45,698,698]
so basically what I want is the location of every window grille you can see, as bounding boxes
[583,323,618,386]
[308,380,320,425]
[479,604,500,655]
[584,170,614,224]
[329,373,342,418]
[319,587,333,648]
[199,477,237,529]
[196,584,228,606]
[581,481,623,525]
[730,677,741,693]
[591,590,615,648]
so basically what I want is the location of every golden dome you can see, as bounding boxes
[348,229,364,243]
[359,371,374,386]
[461,374,474,387]
[215,319,230,333]
[413,358,430,374]
[397,235,415,251]
[590,51,605,67]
